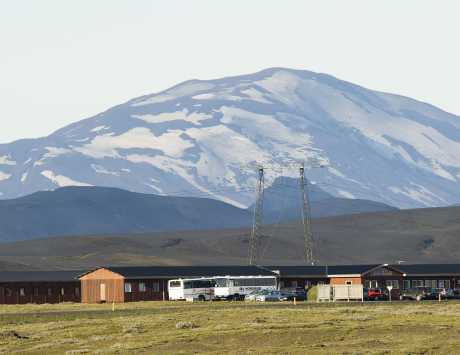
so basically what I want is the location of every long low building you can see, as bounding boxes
[79,266,275,303]
[1,264,460,304]
[0,270,82,305]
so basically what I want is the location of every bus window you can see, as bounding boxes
[215,278,228,287]
[169,281,182,288]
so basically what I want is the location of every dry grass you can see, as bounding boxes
[1,301,460,354]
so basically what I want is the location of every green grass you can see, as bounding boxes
[1,301,460,354]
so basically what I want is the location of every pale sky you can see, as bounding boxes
[1,0,459,144]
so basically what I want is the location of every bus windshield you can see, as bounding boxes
[215,278,229,287]
[169,280,182,288]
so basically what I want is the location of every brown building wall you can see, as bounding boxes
[80,268,125,304]
[0,282,80,305]
[123,279,169,302]
[330,277,362,285]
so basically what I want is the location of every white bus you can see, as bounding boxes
[168,278,215,301]
[213,276,278,300]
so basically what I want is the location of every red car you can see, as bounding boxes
[364,288,388,301]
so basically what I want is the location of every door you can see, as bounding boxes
[100,283,106,302]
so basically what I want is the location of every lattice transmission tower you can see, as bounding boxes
[248,167,265,265]
[299,163,315,265]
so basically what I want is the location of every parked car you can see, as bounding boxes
[364,288,388,301]
[399,288,445,301]
[255,291,287,302]
[424,288,456,300]
[281,288,307,301]
[245,289,271,301]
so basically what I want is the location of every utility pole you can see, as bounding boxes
[248,167,264,265]
[299,163,315,265]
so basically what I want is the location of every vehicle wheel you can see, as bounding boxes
[198,295,206,302]
[416,295,422,302]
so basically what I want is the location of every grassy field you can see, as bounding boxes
[1,301,460,354]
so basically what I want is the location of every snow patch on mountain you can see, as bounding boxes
[0,156,16,166]
[91,164,120,176]
[0,172,12,181]
[133,109,212,125]
[91,126,110,133]
[21,172,28,183]
[75,128,194,159]
[131,82,215,106]
[41,170,92,187]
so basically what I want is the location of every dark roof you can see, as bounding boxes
[267,265,381,277]
[266,266,328,277]
[327,264,380,275]
[394,264,460,275]
[0,270,83,283]
[96,266,277,279]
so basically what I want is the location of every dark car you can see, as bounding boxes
[424,288,456,300]
[282,288,307,301]
[400,288,443,301]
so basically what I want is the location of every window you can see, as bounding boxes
[6,288,12,297]
[215,278,228,287]
[457,280,460,286]
[438,280,445,289]
[75,287,80,297]
[169,281,181,288]
[445,280,451,289]
[47,288,52,296]
[19,288,25,297]
[345,281,353,285]
[139,282,146,292]
[152,282,160,293]
[424,280,431,288]
[124,283,132,293]
[386,280,399,289]
[403,280,410,290]
[231,278,276,287]
[364,280,378,288]
[412,280,424,288]
[34,287,39,296]
[291,281,298,288]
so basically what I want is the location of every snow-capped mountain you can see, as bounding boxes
[1,68,460,208]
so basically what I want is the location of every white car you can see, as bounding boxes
[255,291,286,302]
[245,289,270,301]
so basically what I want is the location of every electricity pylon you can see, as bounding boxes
[248,167,264,265]
[299,163,315,265]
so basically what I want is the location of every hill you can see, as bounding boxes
[0,185,394,242]
[0,206,458,270]
[1,68,460,208]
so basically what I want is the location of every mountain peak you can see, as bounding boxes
[0,68,459,208]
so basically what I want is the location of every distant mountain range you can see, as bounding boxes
[1,68,460,209]
[0,186,395,242]
[1,205,458,270]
